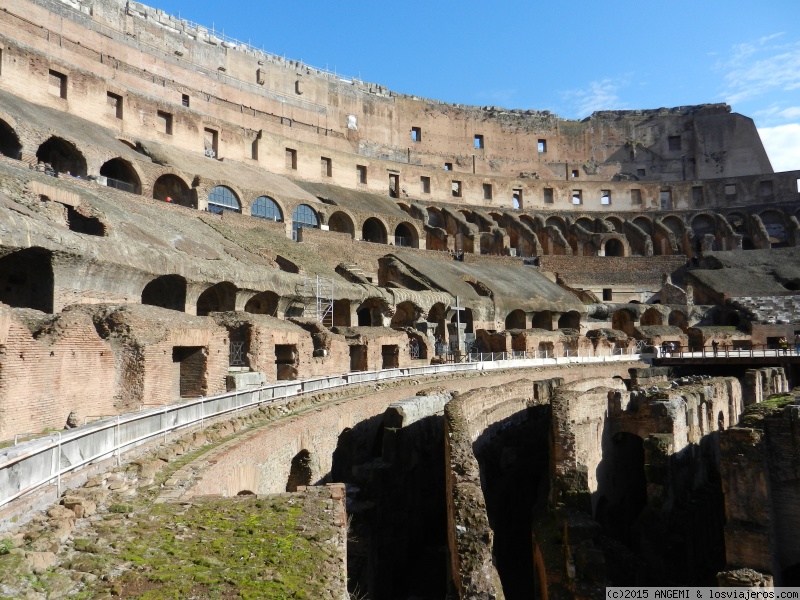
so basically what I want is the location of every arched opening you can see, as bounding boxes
[141,275,186,312]
[244,291,280,317]
[575,217,594,231]
[207,185,241,214]
[545,216,567,236]
[356,298,386,327]
[153,174,192,207]
[391,301,420,328]
[362,217,388,244]
[604,238,625,257]
[640,307,663,326]
[691,214,716,242]
[604,216,624,233]
[292,204,319,240]
[99,158,141,194]
[760,210,788,247]
[557,311,581,330]
[451,306,473,334]
[611,309,636,336]
[286,450,312,492]
[251,196,283,222]
[668,310,688,331]
[428,302,448,341]
[327,211,355,237]
[632,217,653,235]
[505,309,527,330]
[596,432,647,547]
[426,207,444,228]
[36,137,87,177]
[0,248,54,313]
[394,222,419,248]
[196,282,237,316]
[0,119,22,159]
[531,311,553,330]
[236,490,255,496]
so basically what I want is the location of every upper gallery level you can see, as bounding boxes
[0,0,779,211]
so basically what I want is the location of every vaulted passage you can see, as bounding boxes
[36,137,87,177]
[0,119,21,159]
[153,174,192,207]
[100,158,141,194]
[196,282,237,316]
[477,405,551,599]
[0,248,54,313]
[141,275,186,312]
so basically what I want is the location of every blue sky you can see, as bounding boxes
[153,0,800,171]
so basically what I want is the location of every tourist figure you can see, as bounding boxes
[711,340,718,356]
[794,333,800,355]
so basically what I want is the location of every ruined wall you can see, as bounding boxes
[0,307,117,439]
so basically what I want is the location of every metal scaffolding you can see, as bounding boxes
[297,275,334,327]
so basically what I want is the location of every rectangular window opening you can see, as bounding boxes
[411,127,421,142]
[537,139,547,153]
[637,168,646,177]
[106,92,123,119]
[203,127,218,158]
[692,186,704,205]
[420,176,431,195]
[474,134,484,149]
[660,189,672,210]
[760,180,773,197]
[600,190,611,205]
[631,189,642,204]
[275,344,298,381]
[725,183,737,198]
[513,188,522,209]
[444,162,452,171]
[251,138,259,161]
[389,173,400,198]
[357,164,367,185]
[157,110,173,135]
[572,190,582,205]
[668,135,681,151]
[172,346,207,398]
[543,188,554,204]
[602,288,613,301]
[182,93,190,107]
[49,69,67,99]
[382,345,399,369]
[483,183,493,201]
[571,169,579,178]
[452,180,462,198]
[321,156,332,177]
[285,147,297,170]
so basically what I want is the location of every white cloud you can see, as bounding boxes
[721,36,800,105]
[758,123,800,172]
[569,78,626,118]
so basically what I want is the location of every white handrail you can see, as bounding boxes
[0,352,642,509]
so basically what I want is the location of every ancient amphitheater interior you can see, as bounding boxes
[0,0,798,598]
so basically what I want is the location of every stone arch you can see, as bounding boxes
[662,215,684,236]
[327,210,355,238]
[286,449,312,492]
[691,213,717,253]
[668,310,688,330]
[450,306,473,334]
[292,204,320,240]
[153,173,193,207]
[545,216,567,235]
[557,311,581,330]
[611,309,636,336]
[531,311,553,330]
[426,207,445,228]
[632,216,653,235]
[141,275,186,312]
[394,221,419,248]
[356,297,388,326]
[428,302,448,340]
[362,217,388,244]
[244,291,280,316]
[99,158,142,194]
[36,136,87,177]
[519,214,538,230]
[604,216,625,233]
[0,118,22,159]
[640,307,663,326]
[575,217,594,231]
[250,195,284,222]
[760,209,788,246]
[208,185,241,214]
[196,281,237,316]
[391,301,421,328]
[603,237,626,257]
[505,309,527,330]
[0,248,54,313]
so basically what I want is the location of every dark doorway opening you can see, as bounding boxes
[286,449,312,492]
[172,346,207,398]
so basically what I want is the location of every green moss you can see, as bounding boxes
[739,393,797,428]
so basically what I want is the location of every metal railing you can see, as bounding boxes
[656,343,800,359]
[0,351,643,510]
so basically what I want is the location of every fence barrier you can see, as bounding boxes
[0,351,643,509]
